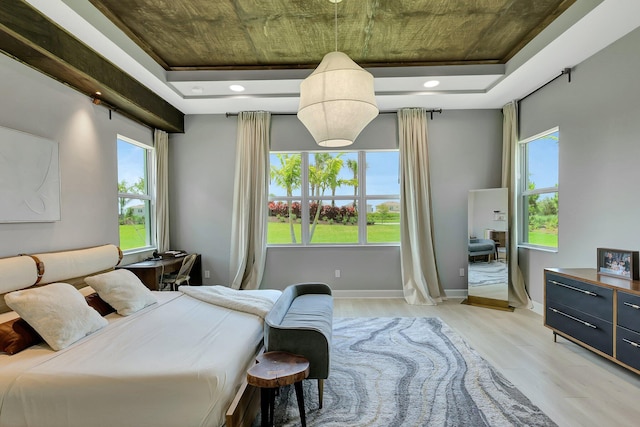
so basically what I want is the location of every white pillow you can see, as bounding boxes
[5,283,108,351]
[85,269,156,316]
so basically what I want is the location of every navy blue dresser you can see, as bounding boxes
[545,268,640,373]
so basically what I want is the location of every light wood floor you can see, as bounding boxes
[334,298,640,427]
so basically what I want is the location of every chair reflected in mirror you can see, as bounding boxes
[160,253,197,291]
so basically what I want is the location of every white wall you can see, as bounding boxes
[469,188,508,238]
[169,110,502,293]
[518,26,640,303]
[0,54,152,259]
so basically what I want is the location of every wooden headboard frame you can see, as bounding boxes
[0,244,123,314]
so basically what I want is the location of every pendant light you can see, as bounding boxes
[297,0,378,147]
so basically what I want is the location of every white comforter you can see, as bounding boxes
[180,285,277,319]
[0,289,281,427]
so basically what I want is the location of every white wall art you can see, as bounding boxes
[0,126,60,222]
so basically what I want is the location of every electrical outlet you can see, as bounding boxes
[459,268,465,277]
[335,269,341,278]
[204,270,210,279]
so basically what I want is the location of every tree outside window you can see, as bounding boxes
[268,150,399,245]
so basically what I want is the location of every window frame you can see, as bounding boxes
[117,135,155,253]
[268,149,400,247]
[518,127,559,251]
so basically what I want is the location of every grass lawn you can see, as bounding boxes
[267,221,400,244]
[119,224,147,250]
[528,230,558,247]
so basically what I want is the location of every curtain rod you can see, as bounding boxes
[225,109,443,120]
[518,68,572,104]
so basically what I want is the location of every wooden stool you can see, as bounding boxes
[247,351,310,427]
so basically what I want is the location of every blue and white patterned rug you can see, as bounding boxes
[263,317,556,427]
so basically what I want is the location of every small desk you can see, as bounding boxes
[118,254,201,291]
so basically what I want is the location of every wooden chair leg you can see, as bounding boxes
[317,379,324,409]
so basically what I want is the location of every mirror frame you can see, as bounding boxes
[463,188,513,311]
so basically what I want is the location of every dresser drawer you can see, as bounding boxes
[546,302,613,355]
[618,291,640,334]
[546,273,613,321]
[616,326,640,371]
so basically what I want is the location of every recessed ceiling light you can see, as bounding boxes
[423,80,440,88]
[229,84,245,92]
[191,86,204,94]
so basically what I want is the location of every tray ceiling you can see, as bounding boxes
[4,0,640,130]
[89,0,575,70]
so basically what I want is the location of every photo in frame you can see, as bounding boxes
[597,248,639,280]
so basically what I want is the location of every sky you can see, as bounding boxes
[117,139,145,189]
[117,138,147,209]
[527,130,559,189]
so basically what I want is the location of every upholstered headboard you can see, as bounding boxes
[0,245,122,313]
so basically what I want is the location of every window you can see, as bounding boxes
[268,150,400,245]
[117,136,153,252]
[519,128,559,249]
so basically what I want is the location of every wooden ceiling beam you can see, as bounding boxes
[0,0,184,133]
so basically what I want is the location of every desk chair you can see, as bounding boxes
[160,253,197,291]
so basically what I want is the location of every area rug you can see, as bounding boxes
[468,261,508,286]
[260,317,556,427]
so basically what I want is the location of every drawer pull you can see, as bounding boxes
[623,302,640,310]
[622,338,640,348]
[549,307,597,328]
[549,280,598,296]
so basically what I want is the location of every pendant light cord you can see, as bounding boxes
[334,0,338,52]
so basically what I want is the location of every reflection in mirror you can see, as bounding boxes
[464,188,513,311]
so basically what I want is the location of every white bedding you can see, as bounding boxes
[180,285,277,319]
[0,289,282,427]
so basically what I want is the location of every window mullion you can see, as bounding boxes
[119,193,152,200]
[301,152,310,244]
[358,151,366,245]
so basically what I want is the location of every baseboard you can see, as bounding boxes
[445,289,467,299]
[332,289,468,299]
[530,300,544,316]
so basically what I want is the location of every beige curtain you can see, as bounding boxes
[502,101,532,308]
[398,108,445,305]
[154,129,170,252]
[229,111,271,290]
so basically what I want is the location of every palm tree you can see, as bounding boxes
[346,158,358,207]
[270,154,301,243]
[309,153,346,240]
[326,154,344,206]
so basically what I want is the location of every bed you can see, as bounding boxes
[0,245,280,427]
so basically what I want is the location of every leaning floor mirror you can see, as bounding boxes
[463,188,513,311]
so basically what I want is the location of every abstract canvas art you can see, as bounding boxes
[0,126,60,222]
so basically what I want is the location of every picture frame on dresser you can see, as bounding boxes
[597,248,639,280]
